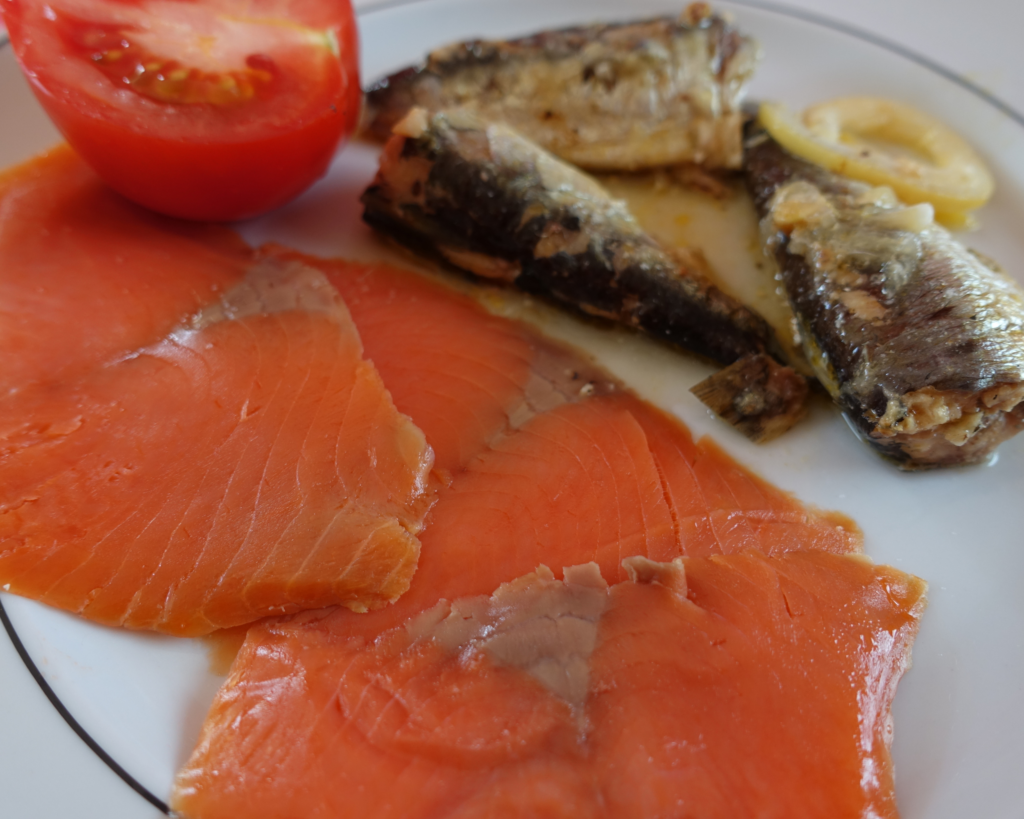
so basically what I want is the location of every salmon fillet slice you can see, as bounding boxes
[0,258,435,635]
[0,146,252,398]
[629,401,860,556]
[403,390,858,601]
[264,250,860,574]
[401,395,677,611]
[262,248,540,476]
[591,552,923,819]
[243,250,861,643]
[172,554,925,818]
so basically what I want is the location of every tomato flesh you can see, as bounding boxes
[62,18,279,106]
[1,0,360,220]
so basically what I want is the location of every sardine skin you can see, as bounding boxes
[745,127,1024,468]
[364,6,760,171]
[362,109,807,442]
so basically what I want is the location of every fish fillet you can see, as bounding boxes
[745,126,1024,467]
[0,145,252,399]
[172,554,925,818]
[361,109,808,441]
[364,5,760,171]
[0,153,435,635]
[260,248,861,636]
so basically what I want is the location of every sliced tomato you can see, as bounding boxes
[1,0,360,220]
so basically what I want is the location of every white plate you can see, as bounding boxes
[2,1,1024,817]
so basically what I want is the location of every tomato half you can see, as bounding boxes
[1,0,360,220]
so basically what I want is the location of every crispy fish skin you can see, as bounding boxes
[361,109,808,441]
[745,128,1024,468]
[364,5,760,171]
[366,109,777,366]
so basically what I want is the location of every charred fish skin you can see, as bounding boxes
[364,4,760,171]
[362,109,808,443]
[745,127,1024,468]
[363,108,782,368]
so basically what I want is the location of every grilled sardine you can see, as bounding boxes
[364,4,759,171]
[361,108,807,442]
[745,126,1024,468]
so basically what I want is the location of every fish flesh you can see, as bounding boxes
[264,245,544,476]
[261,247,860,635]
[745,126,1024,467]
[0,260,435,635]
[385,391,861,625]
[364,4,760,171]
[361,108,808,441]
[628,400,858,558]
[0,152,435,635]
[172,552,925,818]
[0,144,252,399]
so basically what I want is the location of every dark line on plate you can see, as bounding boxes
[721,0,1024,128]
[0,598,171,815]
[0,30,168,799]
[358,0,1024,129]
[0,0,1022,814]
[357,0,437,15]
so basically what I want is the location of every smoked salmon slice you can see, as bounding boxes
[257,249,861,637]
[172,554,926,818]
[262,248,543,477]
[629,401,859,557]
[0,146,252,398]
[167,251,879,815]
[409,393,861,604]
[0,250,435,635]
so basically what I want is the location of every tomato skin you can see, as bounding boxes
[1,0,361,221]
[28,62,361,221]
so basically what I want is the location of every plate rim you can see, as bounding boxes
[2,0,1024,814]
